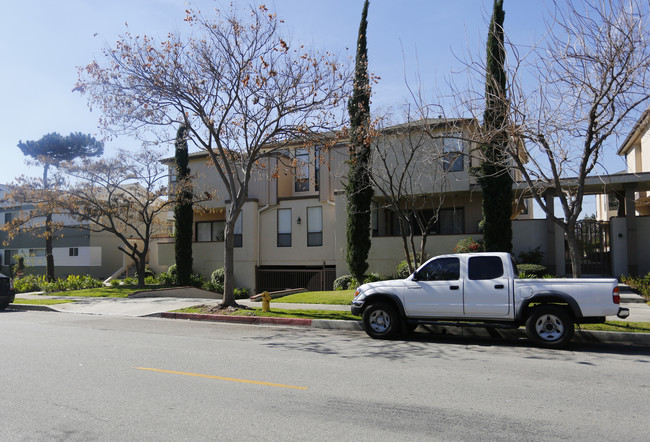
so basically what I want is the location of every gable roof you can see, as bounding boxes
[618,109,650,156]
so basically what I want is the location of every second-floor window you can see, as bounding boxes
[196,221,225,242]
[295,149,310,192]
[293,147,321,193]
[442,134,464,172]
[68,248,78,257]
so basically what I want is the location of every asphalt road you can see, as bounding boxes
[1,310,649,441]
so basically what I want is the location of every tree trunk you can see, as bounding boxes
[565,227,582,278]
[221,220,237,307]
[45,212,55,282]
[136,255,147,288]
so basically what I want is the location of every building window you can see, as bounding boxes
[30,249,46,257]
[442,134,464,172]
[307,206,323,247]
[295,149,309,192]
[277,208,292,247]
[4,250,16,265]
[69,248,79,257]
[4,212,12,224]
[437,208,464,234]
[234,217,243,248]
[195,221,225,242]
[607,193,619,211]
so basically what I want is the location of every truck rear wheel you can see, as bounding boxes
[525,306,574,348]
[362,303,399,339]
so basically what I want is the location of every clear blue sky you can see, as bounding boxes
[0,0,629,215]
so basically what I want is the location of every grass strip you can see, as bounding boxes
[267,290,355,305]
[12,298,76,305]
[35,284,171,298]
[579,321,650,334]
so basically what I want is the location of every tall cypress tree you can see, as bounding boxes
[174,123,193,286]
[479,0,512,253]
[346,0,373,284]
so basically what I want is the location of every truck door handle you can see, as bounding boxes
[450,285,459,290]
[495,284,504,289]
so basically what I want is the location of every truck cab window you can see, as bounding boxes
[418,258,460,281]
[468,256,504,280]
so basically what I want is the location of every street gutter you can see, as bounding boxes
[9,304,650,346]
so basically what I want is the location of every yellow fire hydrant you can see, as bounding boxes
[261,291,272,312]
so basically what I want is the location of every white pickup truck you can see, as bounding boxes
[351,252,630,348]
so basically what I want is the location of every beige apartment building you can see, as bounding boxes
[149,118,540,292]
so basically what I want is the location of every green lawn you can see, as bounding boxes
[579,321,650,334]
[175,306,361,321]
[12,298,76,305]
[272,290,356,305]
[37,285,170,298]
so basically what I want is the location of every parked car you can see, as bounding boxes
[351,252,629,348]
[0,273,16,310]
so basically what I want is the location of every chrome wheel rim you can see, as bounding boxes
[535,314,564,341]
[369,309,391,333]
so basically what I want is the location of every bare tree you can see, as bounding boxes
[457,0,650,277]
[54,149,178,288]
[369,108,467,273]
[74,4,350,306]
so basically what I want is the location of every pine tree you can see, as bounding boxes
[479,0,513,253]
[346,0,373,284]
[17,132,103,281]
[173,123,193,286]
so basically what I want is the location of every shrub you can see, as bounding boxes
[453,237,485,253]
[334,273,387,290]
[517,264,547,278]
[157,265,179,285]
[621,274,650,300]
[211,267,225,285]
[202,281,223,293]
[123,277,137,285]
[333,275,354,291]
[518,247,544,264]
[396,261,414,279]
[14,275,43,293]
[110,279,121,287]
[189,273,205,288]
[234,287,250,299]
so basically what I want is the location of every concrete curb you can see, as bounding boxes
[9,304,650,346]
[7,304,58,312]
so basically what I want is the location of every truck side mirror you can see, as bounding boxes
[412,271,419,281]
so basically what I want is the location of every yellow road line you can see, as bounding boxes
[135,367,308,390]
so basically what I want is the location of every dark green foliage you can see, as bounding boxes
[518,246,543,264]
[517,264,547,277]
[211,267,225,285]
[333,274,355,291]
[174,123,194,286]
[620,274,650,301]
[17,132,104,164]
[346,0,373,283]
[479,0,513,253]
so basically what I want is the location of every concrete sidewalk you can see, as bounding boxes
[13,286,649,320]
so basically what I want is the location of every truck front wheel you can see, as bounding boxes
[362,303,399,339]
[525,306,574,348]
